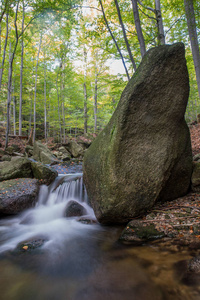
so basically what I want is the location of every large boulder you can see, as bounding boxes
[31,161,58,185]
[0,178,39,215]
[33,141,58,164]
[0,157,32,182]
[83,43,193,224]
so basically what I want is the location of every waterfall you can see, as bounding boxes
[0,173,97,254]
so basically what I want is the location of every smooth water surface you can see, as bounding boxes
[0,174,199,300]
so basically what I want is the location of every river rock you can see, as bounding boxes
[67,140,84,158]
[31,161,58,185]
[33,141,58,164]
[65,200,87,217]
[0,178,39,215]
[119,220,165,245]
[83,43,192,224]
[0,157,32,182]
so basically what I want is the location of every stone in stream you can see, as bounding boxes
[65,200,87,218]
[83,43,193,224]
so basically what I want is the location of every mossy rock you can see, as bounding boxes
[83,43,192,224]
[120,220,165,244]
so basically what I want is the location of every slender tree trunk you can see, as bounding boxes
[0,11,8,90]
[5,1,20,149]
[44,49,47,142]
[131,0,146,57]
[114,0,136,70]
[184,0,200,100]
[56,72,62,142]
[19,1,25,136]
[154,0,165,45]
[5,42,12,149]
[13,77,16,135]
[83,46,88,134]
[99,0,130,80]
[61,60,65,143]
[94,55,98,133]
[33,34,42,142]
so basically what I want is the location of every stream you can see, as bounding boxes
[0,169,200,300]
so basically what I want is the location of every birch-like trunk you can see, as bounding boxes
[154,0,165,45]
[0,12,8,90]
[83,46,88,134]
[13,78,16,135]
[184,0,200,100]
[5,42,12,148]
[33,34,42,142]
[19,1,25,136]
[56,72,62,142]
[94,57,98,133]
[114,0,136,71]
[44,49,47,142]
[131,0,146,57]
[99,0,130,80]
[5,1,20,149]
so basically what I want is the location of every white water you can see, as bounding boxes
[0,174,98,253]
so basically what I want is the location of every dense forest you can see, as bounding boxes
[0,0,199,146]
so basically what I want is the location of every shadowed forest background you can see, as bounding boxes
[0,0,199,145]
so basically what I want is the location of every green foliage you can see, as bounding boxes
[0,0,200,141]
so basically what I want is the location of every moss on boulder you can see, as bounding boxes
[83,43,192,224]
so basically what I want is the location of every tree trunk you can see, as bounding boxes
[154,0,165,45]
[94,56,98,133]
[13,77,16,135]
[114,0,136,71]
[56,71,62,142]
[5,42,12,149]
[83,46,88,134]
[33,34,42,142]
[184,0,200,100]
[61,60,65,143]
[19,1,25,136]
[0,11,8,90]
[44,49,47,142]
[131,0,146,57]
[5,1,20,149]
[99,0,130,80]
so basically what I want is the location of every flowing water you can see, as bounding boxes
[0,173,200,300]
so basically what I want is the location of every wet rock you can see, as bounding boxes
[31,161,58,185]
[0,157,32,181]
[33,141,58,164]
[65,200,87,217]
[83,43,192,224]
[0,178,39,215]
[119,220,165,244]
[16,238,47,252]
[77,217,98,225]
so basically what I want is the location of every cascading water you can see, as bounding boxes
[0,173,98,254]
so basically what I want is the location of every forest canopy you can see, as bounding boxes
[0,0,199,145]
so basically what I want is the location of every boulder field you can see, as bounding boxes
[83,43,193,224]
